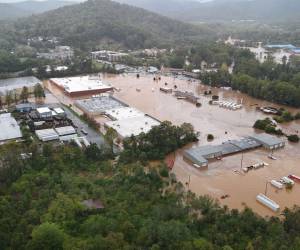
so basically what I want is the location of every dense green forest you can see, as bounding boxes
[1,128,300,249]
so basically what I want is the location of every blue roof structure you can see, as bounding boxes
[291,48,300,54]
[265,44,296,50]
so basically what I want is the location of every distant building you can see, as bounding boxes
[37,46,74,61]
[91,50,128,62]
[0,113,22,142]
[49,75,113,97]
[161,67,184,75]
[265,44,296,50]
[143,48,167,57]
[147,66,159,74]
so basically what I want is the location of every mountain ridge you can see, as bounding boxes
[12,0,215,49]
[115,0,300,23]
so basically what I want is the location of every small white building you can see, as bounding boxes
[53,107,65,116]
[37,107,52,119]
[54,126,76,136]
[35,129,59,142]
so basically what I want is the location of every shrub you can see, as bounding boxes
[207,134,214,141]
[287,134,300,143]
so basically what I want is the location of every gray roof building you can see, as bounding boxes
[75,96,126,116]
[249,134,285,149]
[184,137,262,168]
[0,113,22,142]
[0,76,41,96]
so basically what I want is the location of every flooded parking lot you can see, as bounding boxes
[102,73,300,216]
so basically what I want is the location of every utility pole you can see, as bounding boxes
[187,175,191,191]
[240,153,244,171]
[264,181,269,196]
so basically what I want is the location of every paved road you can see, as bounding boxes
[45,102,106,147]
[64,108,106,146]
[42,89,116,150]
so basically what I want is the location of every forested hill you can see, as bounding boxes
[13,0,214,49]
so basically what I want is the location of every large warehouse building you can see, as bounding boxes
[0,113,22,142]
[183,136,278,168]
[49,76,113,97]
[105,115,160,139]
[0,76,41,101]
[75,95,127,116]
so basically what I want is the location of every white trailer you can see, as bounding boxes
[256,193,280,212]
[271,180,283,189]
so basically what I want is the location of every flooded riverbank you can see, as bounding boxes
[103,73,300,217]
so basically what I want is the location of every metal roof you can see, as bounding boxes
[35,129,59,141]
[249,134,285,147]
[51,76,112,93]
[37,107,52,114]
[0,113,22,141]
[54,126,76,136]
[0,76,41,95]
[228,137,262,150]
[75,96,125,115]
[105,115,160,138]
[184,136,264,166]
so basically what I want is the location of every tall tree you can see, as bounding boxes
[20,86,29,103]
[5,90,12,107]
[34,83,45,99]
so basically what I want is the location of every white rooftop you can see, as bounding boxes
[54,107,65,114]
[105,115,160,138]
[105,107,144,121]
[54,126,76,136]
[51,76,111,93]
[0,113,22,141]
[0,76,41,95]
[35,129,59,142]
[37,107,51,114]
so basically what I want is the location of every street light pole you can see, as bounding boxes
[240,153,244,171]
[264,181,269,196]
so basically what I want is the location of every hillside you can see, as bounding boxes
[0,0,77,20]
[117,0,300,23]
[13,0,215,49]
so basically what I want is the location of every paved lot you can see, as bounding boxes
[41,90,107,147]
[62,106,106,147]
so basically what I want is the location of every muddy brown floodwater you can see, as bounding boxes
[102,73,300,217]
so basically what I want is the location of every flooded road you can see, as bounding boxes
[102,73,300,217]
